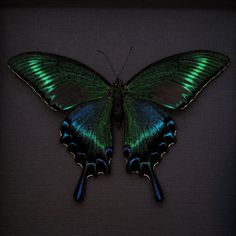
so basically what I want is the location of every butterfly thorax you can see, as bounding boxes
[112,79,125,125]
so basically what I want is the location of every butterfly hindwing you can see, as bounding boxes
[60,96,113,201]
[8,52,111,111]
[123,96,176,201]
[126,50,229,110]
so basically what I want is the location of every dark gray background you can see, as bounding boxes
[0,0,235,9]
[0,8,235,236]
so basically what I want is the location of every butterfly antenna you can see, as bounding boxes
[118,46,134,78]
[97,49,118,78]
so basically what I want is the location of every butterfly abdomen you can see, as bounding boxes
[112,97,124,124]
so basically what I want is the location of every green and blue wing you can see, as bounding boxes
[60,96,113,201]
[124,50,229,201]
[8,52,111,111]
[123,96,176,201]
[126,50,229,110]
[8,52,113,201]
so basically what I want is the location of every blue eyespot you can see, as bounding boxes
[123,146,131,157]
[127,156,140,172]
[61,120,69,132]
[60,132,71,143]
[105,147,113,158]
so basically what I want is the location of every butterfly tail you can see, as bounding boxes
[74,163,89,202]
[145,166,163,201]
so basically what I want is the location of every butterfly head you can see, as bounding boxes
[113,78,125,94]
[112,78,125,98]
[113,78,123,86]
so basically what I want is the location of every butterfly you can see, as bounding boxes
[8,50,230,202]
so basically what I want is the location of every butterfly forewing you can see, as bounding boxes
[8,52,111,111]
[126,50,229,110]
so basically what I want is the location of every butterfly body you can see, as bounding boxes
[111,78,125,124]
[8,50,229,202]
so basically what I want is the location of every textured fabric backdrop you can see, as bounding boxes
[0,8,235,236]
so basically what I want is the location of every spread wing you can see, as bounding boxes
[60,96,113,201]
[123,96,176,201]
[8,52,111,111]
[126,50,229,110]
